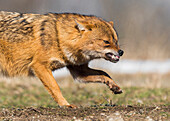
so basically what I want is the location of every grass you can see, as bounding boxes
[0,75,169,108]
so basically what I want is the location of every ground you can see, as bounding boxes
[0,73,169,120]
[1,105,169,120]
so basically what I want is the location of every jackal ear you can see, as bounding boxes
[75,20,86,31]
[75,19,94,32]
[109,21,114,26]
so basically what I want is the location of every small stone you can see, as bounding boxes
[108,117,124,121]
[100,113,106,116]
[73,116,76,119]
[139,109,144,114]
[108,117,114,121]
[75,119,82,121]
[114,111,121,116]
[137,99,143,104]
[146,116,154,121]
[107,112,124,121]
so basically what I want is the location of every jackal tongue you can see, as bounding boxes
[114,55,120,59]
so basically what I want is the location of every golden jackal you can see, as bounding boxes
[0,11,124,107]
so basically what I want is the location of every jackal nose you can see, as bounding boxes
[118,50,124,56]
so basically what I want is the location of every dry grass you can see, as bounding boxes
[0,74,169,120]
[0,73,169,108]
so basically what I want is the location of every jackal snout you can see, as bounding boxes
[105,49,124,63]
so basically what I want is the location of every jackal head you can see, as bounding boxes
[73,18,124,63]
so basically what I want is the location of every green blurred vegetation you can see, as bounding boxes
[0,79,169,108]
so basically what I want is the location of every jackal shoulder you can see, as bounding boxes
[0,11,58,43]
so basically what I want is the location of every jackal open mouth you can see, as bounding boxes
[105,52,120,63]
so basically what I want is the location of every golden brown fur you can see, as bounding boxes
[0,11,124,107]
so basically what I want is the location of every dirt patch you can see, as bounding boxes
[0,105,169,121]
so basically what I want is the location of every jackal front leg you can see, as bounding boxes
[31,62,75,108]
[67,64,122,94]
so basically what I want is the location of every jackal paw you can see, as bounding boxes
[110,86,123,94]
[60,104,77,109]
[64,104,77,109]
[104,81,123,94]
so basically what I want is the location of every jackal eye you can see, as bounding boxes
[103,40,110,44]
[115,41,118,46]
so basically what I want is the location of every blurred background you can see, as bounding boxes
[0,0,170,86]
